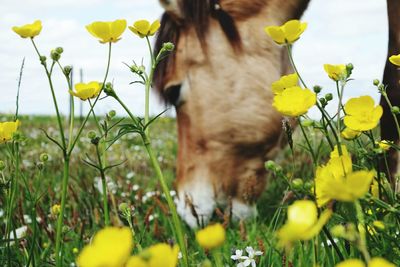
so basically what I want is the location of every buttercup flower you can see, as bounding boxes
[315,145,374,207]
[341,128,361,140]
[264,20,307,45]
[196,223,226,250]
[323,64,347,81]
[0,120,20,144]
[389,54,400,67]
[86,19,127,43]
[12,20,42,38]
[126,243,179,267]
[336,258,395,267]
[69,81,101,101]
[343,96,383,131]
[77,227,133,267]
[272,86,316,117]
[50,204,61,216]
[271,73,298,94]
[377,140,391,151]
[277,200,331,247]
[129,19,160,38]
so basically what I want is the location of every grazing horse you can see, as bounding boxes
[153,0,400,228]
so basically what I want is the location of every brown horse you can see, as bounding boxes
[153,0,400,228]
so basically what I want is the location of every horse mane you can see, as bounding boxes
[153,0,267,103]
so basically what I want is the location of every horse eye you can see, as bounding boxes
[164,84,182,106]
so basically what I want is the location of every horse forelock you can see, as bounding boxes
[153,0,246,103]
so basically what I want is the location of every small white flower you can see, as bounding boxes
[231,249,245,261]
[132,184,140,191]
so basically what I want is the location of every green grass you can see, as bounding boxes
[1,115,399,267]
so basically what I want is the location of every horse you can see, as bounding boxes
[153,0,400,228]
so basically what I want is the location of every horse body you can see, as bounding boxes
[155,0,399,228]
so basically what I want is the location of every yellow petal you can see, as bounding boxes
[265,26,285,44]
[389,54,400,67]
[110,19,127,42]
[369,257,396,267]
[196,223,226,250]
[335,259,365,267]
[86,21,111,42]
[149,20,161,36]
[12,20,42,38]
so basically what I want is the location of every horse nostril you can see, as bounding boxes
[164,84,182,106]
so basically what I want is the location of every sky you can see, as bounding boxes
[0,0,388,118]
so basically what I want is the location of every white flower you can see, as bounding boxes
[231,249,245,261]
[232,247,263,267]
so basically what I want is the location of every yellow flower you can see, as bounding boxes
[196,223,226,250]
[77,227,133,267]
[336,259,364,267]
[377,140,391,151]
[343,96,383,131]
[264,20,307,45]
[370,178,379,198]
[272,86,316,117]
[389,54,400,67]
[335,258,395,267]
[50,204,61,216]
[0,120,20,144]
[315,146,374,207]
[323,64,347,81]
[372,220,385,230]
[126,243,179,267]
[129,19,161,38]
[369,258,396,267]
[271,73,298,94]
[86,19,127,43]
[341,128,361,140]
[12,20,42,38]
[69,81,101,101]
[277,200,332,247]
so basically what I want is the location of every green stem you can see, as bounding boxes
[55,157,70,267]
[5,142,20,266]
[298,118,317,165]
[144,37,156,136]
[212,250,224,267]
[354,200,371,262]
[31,39,66,150]
[381,90,400,140]
[95,144,110,226]
[142,134,189,267]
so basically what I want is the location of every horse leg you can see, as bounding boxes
[380,0,400,189]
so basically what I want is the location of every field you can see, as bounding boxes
[1,115,399,266]
[2,17,400,267]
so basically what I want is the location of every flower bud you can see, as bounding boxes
[313,85,322,94]
[40,153,49,162]
[391,106,400,114]
[325,93,333,101]
[51,204,61,216]
[346,63,354,77]
[108,110,116,118]
[55,47,64,54]
[36,162,44,170]
[319,98,327,106]
[200,260,212,267]
[91,137,100,145]
[162,42,175,52]
[50,50,61,61]
[62,225,70,234]
[0,160,5,171]
[304,181,314,191]
[64,65,72,76]
[265,160,276,171]
[291,178,303,190]
[87,130,97,140]
[373,79,380,86]
[40,56,47,64]
[118,202,130,214]
[72,247,79,254]
[378,84,385,92]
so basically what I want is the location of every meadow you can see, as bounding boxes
[1,18,400,267]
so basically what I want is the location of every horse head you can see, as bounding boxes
[154,0,310,228]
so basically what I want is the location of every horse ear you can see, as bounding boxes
[159,0,183,20]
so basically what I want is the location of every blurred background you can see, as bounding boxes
[0,0,388,118]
